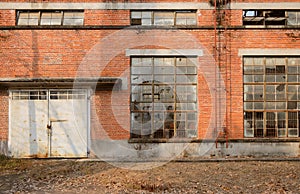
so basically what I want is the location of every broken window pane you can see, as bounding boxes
[63,12,84,25]
[287,12,300,26]
[131,57,197,139]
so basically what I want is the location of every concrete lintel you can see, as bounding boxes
[238,49,300,56]
[1,2,300,10]
[126,49,203,56]
[0,77,122,90]
[231,2,300,10]
[0,2,210,10]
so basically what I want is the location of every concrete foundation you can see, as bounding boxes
[91,140,300,161]
[0,140,8,156]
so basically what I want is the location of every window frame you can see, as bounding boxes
[16,10,84,26]
[243,56,300,138]
[130,56,198,139]
[243,10,300,27]
[130,10,197,26]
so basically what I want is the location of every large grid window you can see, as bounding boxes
[244,57,300,138]
[17,10,84,26]
[130,57,197,139]
[243,10,300,26]
[130,11,197,26]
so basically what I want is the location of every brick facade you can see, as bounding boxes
[0,1,299,151]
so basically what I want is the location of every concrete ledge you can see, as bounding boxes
[0,77,122,90]
[125,49,203,56]
[1,2,299,10]
[0,140,8,156]
[90,140,300,161]
[238,49,300,56]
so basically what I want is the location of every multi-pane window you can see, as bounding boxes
[11,90,47,100]
[244,57,300,138]
[130,57,197,139]
[17,10,84,26]
[131,11,197,26]
[243,10,300,26]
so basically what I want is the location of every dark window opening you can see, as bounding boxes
[242,10,299,26]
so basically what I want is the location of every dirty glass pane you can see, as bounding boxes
[63,12,84,25]
[41,12,62,25]
[288,75,298,82]
[254,75,264,82]
[287,12,297,25]
[244,102,253,110]
[243,64,254,73]
[266,94,275,101]
[266,58,276,65]
[154,66,175,74]
[254,102,263,109]
[244,85,253,93]
[243,58,253,66]
[154,12,174,25]
[253,58,264,65]
[254,66,264,74]
[275,75,286,82]
[163,58,174,66]
[131,11,142,19]
[278,129,286,137]
[131,75,152,84]
[275,58,285,65]
[132,66,152,74]
[266,75,275,82]
[288,101,297,109]
[276,102,286,109]
[288,66,297,74]
[176,12,196,25]
[244,94,253,101]
[288,128,298,137]
[176,57,187,66]
[244,75,253,83]
[266,102,275,109]
[254,85,263,93]
[154,75,175,83]
[288,58,299,66]
[288,93,297,101]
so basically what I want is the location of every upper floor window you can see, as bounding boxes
[17,10,84,26]
[243,10,300,26]
[130,10,197,26]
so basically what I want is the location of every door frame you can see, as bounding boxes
[8,88,91,158]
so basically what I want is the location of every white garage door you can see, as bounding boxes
[9,89,89,158]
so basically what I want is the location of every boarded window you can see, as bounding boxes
[131,57,197,139]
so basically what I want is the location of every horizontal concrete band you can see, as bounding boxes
[238,49,300,56]
[125,49,203,56]
[0,2,300,10]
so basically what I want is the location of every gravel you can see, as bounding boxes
[1,158,300,193]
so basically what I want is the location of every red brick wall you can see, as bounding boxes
[85,10,130,26]
[0,2,299,141]
[1,28,300,140]
[0,0,299,2]
[0,91,9,140]
[0,10,15,26]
